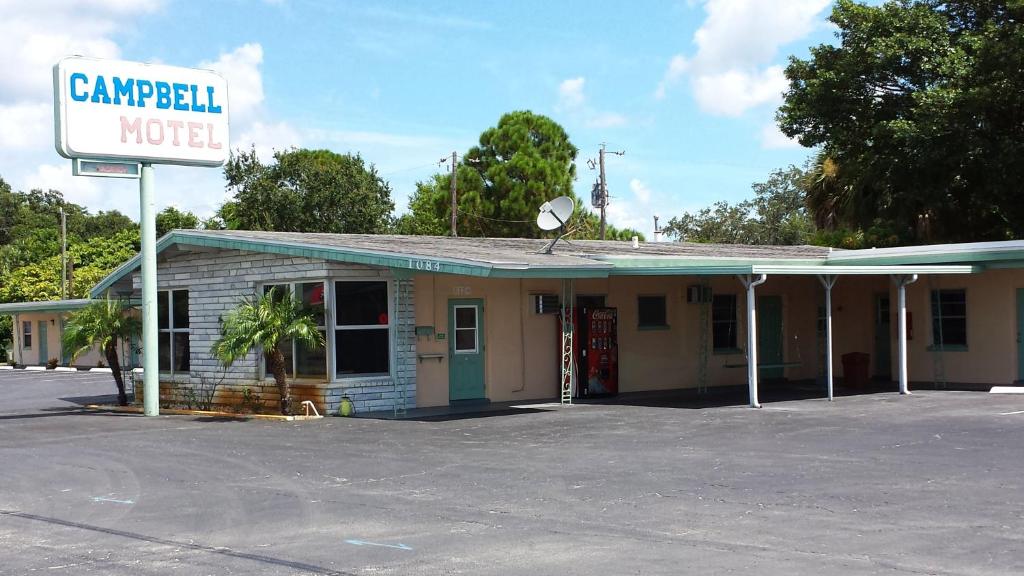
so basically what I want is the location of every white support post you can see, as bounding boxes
[817,275,838,401]
[140,163,159,416]
[738,274,768,408]
[893,274,918,395]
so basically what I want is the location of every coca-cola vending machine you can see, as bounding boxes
[559,307,618,397]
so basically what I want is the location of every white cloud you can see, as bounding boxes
[654,55,688,100]
[629,179,652,204]
[656,0,829,115]
[759,122,803,150]
[0,103,52,151]
[557,77,586,111]
[0,0,160,103]
[605,199,648,234]
[692,66,789,117]
[555,76,629,129]
[199,43,266,125]
[236,120,303,160]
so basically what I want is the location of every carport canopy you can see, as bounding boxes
[729,264,976,408]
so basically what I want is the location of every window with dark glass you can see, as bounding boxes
[263,282,327,378]
[931,289,967,348]
[712,294,738,350]
[22,321,32,349]
[158,289,189,373]
[638,295,667,328]
[335,281,389,376]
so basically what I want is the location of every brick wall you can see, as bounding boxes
[131,248,416,414]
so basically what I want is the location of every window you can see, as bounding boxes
[931,289,967,348]
[158,289,189,372]
[263,282,327,378]
[453,305,478,353]
[335,280,390,376]
[22,321,32,349]
[638,295,668,328]
[712,294,738,351]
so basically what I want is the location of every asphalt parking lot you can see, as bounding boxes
[1,370,1023,575]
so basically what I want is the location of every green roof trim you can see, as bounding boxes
[0,299,97,315]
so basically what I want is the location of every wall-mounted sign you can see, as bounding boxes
[72,159,141,179]
[408,258,443,272]
[53,56,230,167]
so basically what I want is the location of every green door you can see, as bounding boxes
[37,320,48,365]
[1017,289,1024,382]
[449,299,486,401]
[874,294,891,379]
[757,296,784,381]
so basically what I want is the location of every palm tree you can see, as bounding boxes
[211,288,324,415]
[802,150,851,230]
[63,299,141,406]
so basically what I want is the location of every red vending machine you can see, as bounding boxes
[557,306,619,397]
[581,307,618,395]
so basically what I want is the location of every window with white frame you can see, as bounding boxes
[158,289,190,372]
[262,282,327,378]
[22,321,32,349]
[334,280,390,377]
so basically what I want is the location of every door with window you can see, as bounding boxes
[448,299,485,401]
[37,321,48,365]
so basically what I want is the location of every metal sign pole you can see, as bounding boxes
[140,163,159,416]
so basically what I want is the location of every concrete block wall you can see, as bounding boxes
[131,248,417,414]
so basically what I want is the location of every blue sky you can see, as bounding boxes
[0,0,836,236]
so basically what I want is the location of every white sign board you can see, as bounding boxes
[54,56,229,167]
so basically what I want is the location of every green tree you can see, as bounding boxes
[221,147,394,233]
[777,0,1024,243]
[156,206,200,237]
[211,288,325,415]
[665,167,814,245]
[62,300,142,406]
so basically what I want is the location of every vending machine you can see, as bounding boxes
[558,307,618,397]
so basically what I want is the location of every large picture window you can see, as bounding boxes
[158,289,189,373]
[712,294,738,351]
[335,280,390,377]
[263,282,327,378]
[931,289,967,348]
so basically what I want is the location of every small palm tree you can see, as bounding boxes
[63,299,141,406]
[211,288,324,415]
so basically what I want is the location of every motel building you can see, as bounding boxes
[3,230,1023,414]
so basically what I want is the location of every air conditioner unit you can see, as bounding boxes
[533,293,560,314]
[686,285,712,304]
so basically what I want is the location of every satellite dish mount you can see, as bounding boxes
[536,196,576,254]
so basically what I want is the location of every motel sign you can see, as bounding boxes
[53,56,229,167]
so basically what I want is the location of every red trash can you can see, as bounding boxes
[842,352,870,388]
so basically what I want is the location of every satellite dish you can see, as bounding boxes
[536,195,576,254]
[537,196,575,231]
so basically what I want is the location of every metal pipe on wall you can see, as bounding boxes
[739,274,768,408]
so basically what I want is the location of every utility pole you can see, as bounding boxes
[588,143,624,240]
[59,207,67,300]
[441,151,458,237]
